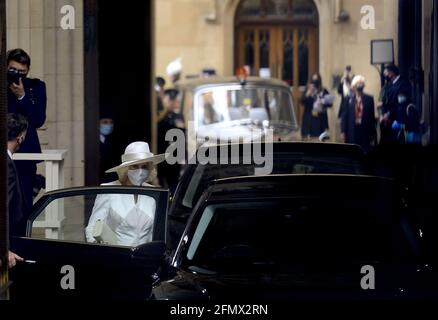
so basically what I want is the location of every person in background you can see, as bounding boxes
[86,142,165,246]
[340,75,377,152]
[155,77,166,115]
[337,65,354,120]
[6,113,29,267]
[379,63,412,144]
[7,49,47,218]
[301,73,334,141]
[99,110,121,183]
[157,89,184,193]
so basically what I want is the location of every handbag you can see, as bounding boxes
[92,219,118,245]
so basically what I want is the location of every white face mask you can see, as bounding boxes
[127,169,149,186]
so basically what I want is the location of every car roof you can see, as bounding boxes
[194,142,365,160]
[205,174,395,200]
[176,76,291,91]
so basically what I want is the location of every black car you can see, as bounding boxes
[9,186,169,300]
[8,175,436,300]
[154,174,436,300]
[167,142,368,250]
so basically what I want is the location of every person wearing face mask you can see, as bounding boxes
[86,142,166,246]
[379,64,412,144]
[7,49,47,218]
[99,110,122,183]
[340,76,376,152]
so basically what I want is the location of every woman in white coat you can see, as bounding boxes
[85,141,166,247]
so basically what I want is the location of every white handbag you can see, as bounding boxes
[92,219,118,245]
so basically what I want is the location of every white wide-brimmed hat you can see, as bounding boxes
[106,141,166,173]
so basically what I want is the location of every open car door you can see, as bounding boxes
[9,186,168,300]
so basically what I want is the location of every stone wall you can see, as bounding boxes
[6,0,84,187]
[154,0,399,141]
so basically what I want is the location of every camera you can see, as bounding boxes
[7,68,22,85]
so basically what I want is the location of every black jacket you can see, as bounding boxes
[8,154,29,237]
[381,76,412,123]
[341,94,376,151]
[8,78,47,154]
[301,88,332,137]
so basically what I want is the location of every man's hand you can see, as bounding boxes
[9,78,25,99]
[8,251,24,268]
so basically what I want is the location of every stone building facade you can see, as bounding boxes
[6,0,84,187]
[3,0,435,188]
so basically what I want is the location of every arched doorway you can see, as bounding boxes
[235,0,319,123]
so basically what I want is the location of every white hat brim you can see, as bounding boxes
[105,153,167,173]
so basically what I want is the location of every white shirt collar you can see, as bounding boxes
[100,134,106,144]
[393,75,400,84]
[7,149,12,158]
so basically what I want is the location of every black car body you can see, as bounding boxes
[154,174,436,300]
[167,142,368,250]
[8,175,436,300]
[9,187,169,300]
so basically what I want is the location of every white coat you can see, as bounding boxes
[85,181,156,247]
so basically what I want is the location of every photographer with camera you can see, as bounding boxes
[7,48,47,215]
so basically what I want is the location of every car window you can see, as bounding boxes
[30,191,157,247]
[184,198,417,273]
[180,154,365,209]
[196,86,296,127]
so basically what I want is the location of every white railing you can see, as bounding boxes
[12,150,68,239]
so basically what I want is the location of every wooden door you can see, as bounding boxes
[236,26,318,124]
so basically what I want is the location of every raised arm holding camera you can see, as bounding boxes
[7,48,47,215]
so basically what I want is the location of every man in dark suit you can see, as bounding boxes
[341,75,377,153]
[6,113,29,267]
[7,49,47,217]
[379,64,412,144]
[157,89,184,193]
[99,110,122,183]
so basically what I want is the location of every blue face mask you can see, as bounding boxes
[100,124,114,136]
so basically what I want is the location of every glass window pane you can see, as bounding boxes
[196,87,296,128]
[244,31,255,68]
[31,192,157,247]
[282,29,294,86]
[265,0,292,16]
[259,30,270,68]
[238,0,263,17]
[292,0,317,17]
[298,29,309,86]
